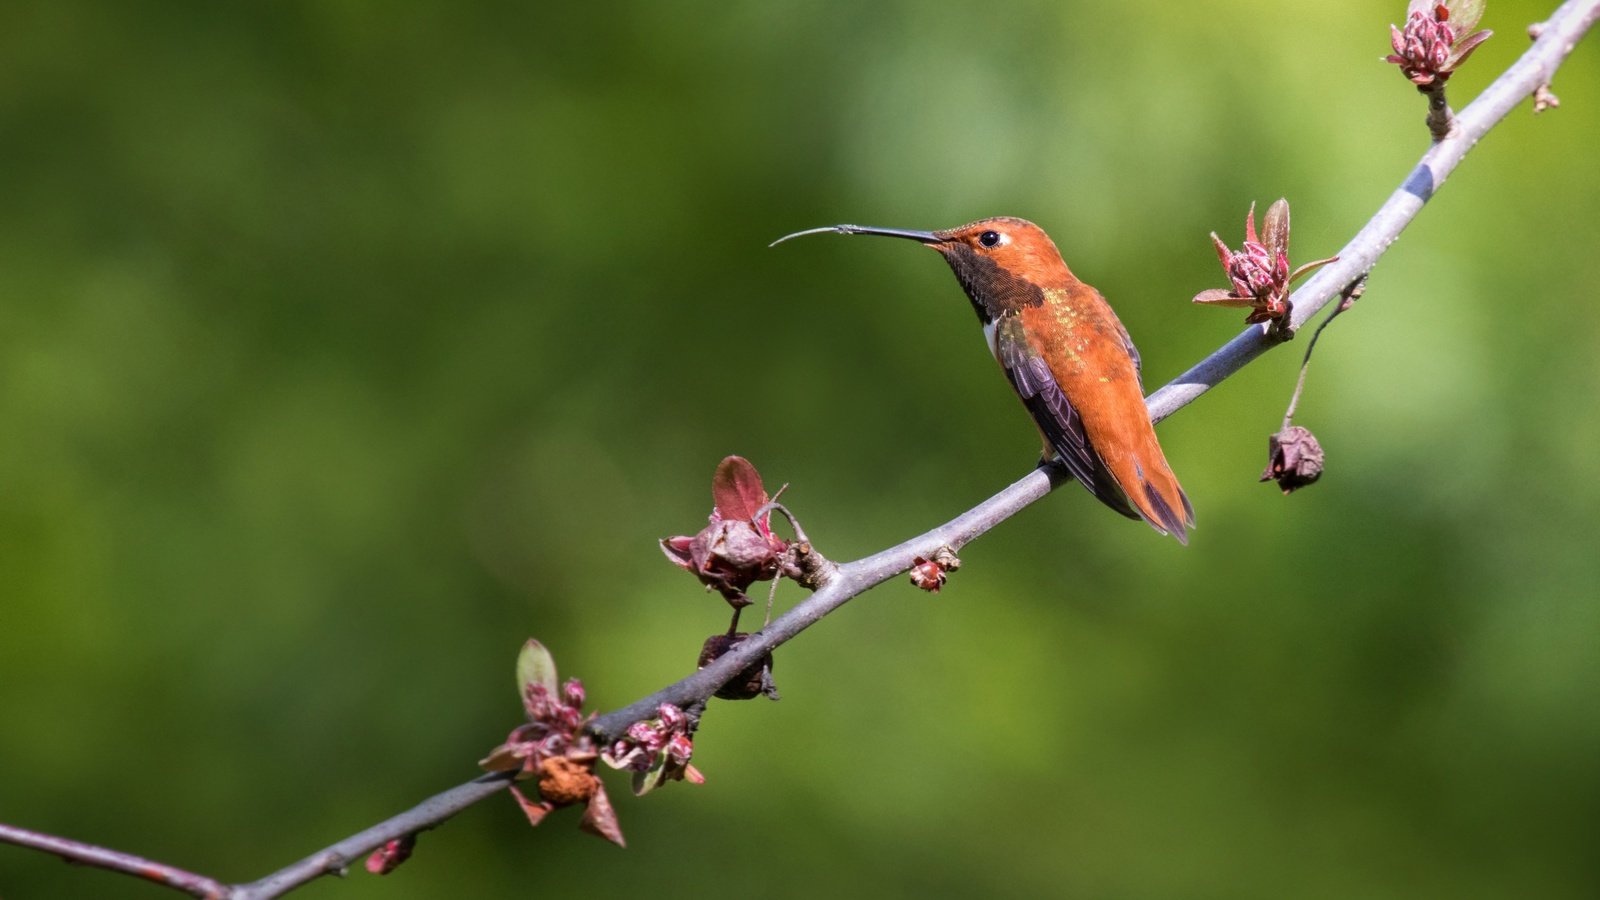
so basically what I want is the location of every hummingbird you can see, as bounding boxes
[772,217,1193,543]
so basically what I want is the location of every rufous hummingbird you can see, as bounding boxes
[773,217,1193,543]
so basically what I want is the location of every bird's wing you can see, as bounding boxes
[993,315,1140,520]
[1118,322,1143,388]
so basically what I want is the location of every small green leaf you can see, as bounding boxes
[1445,0,1485,34]
[1263,198,1291,258]
[632,757,668,796]
[516,639,559,698]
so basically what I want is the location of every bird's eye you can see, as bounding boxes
[979,230,1002,248]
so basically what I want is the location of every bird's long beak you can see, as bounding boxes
[769,224,942,248]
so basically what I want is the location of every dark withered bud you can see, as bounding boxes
[1261,425,1325,493]
[537,755,602,807]
[698,632,779,701]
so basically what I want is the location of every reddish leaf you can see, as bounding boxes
[1449,29,1493,67]
[659,534,697,570]
[711,456,769,523]
[478,741,526,774]
[509,784,553,827]
[1192,288,1251,307]
[1209,232,1233,268]
[579,786,627,847]
[1445,0,1485,33]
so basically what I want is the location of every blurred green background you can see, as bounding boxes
[3,1,1598,897]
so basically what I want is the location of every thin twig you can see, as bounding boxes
[1281,276,1367,430]
[228,774,515,900]
[4,2,1597,898]
[0,823,232,899]
[1422,82,1455,140]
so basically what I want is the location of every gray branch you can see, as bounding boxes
[3,2,1596,898]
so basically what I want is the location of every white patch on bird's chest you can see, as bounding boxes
[983,319,999,360]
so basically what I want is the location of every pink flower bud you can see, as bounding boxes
[657,703,687,731]
[562,678,586,709]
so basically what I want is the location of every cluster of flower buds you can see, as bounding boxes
[661,456,790,609]
[1194,199,1337,328]
[482,672,590,776]
[479,640,624,846]
[603,702,705,795]
[1385,1,1492,86]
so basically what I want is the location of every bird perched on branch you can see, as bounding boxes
[774,217,1193,543]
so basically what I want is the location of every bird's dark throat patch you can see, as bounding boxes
[939,244,1047,324]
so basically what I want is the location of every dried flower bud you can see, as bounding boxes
[698,632,780,700]
[662,457,790,609]
[537,756,602,807]
[1261,425,1325,494]
[562,678,586,709]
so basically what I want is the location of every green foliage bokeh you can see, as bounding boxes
[3,1,1598,897]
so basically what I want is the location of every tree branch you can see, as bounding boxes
[0,822,231,899]
[227,774,513,900]
[3,2,1596,897]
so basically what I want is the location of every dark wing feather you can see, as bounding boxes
[1121,326,1143,388]
[994,317,1139,520]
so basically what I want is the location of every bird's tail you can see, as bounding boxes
[1108,438,1194,545]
